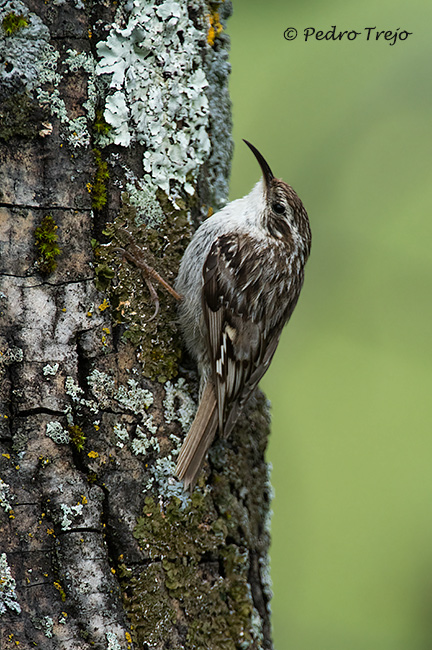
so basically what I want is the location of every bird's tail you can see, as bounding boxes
[175,381,218,491]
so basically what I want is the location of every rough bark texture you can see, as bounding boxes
[0,2,273,649]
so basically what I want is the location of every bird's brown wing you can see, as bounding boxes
[202,233,284,438]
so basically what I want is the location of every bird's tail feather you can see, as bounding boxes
[175,381,218,491]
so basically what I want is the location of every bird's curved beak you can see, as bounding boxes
[243,139,274,192]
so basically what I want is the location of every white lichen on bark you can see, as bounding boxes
[96,0,211,196]
[0,553,21,616]
[163,377,196,432]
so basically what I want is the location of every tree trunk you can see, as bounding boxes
[0,1,273,649]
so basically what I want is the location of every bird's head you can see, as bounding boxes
[243,139,311,253]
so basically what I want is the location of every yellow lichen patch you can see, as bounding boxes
[207,11,223,46]
[88,450,99,459]
[98,298,110,312]
[54,581,66,602]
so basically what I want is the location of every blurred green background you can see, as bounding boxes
[227,1,432,648]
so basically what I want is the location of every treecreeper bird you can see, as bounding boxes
[174,140,311,490]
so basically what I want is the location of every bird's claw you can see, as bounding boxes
[110,230,182,321]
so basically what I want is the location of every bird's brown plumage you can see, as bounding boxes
[175,142,311,490]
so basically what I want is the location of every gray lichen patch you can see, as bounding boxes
[0,344,23,365]
[0,2,51,141]
[114,378,154,416]
[0,552,21,615]
[163,377,196,433]
[96,0,211,200]
[123,169,165,229]
[145,456,188,503]
[84,368,155,418]
[36,47,97,149]
[31,615,54,638]
[46,421,70,445]
[64,367,160,458]
[198,0,234,213]
[59,502,85,531]
[130,425,159,455]
[0,477,13,514]
[0,1,100,148]
[113,422,129,449]
[0,1,50,94]
[106,630,128,650]
[43,363,59,378]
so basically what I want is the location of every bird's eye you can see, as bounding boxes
[272,202,285,214]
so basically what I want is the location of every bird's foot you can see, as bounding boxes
[112,227,182,321]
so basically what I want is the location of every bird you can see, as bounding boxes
[174,139,311,490]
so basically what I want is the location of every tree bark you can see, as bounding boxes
[0,1,273,649]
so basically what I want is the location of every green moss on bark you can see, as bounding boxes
[2,11,28,35]
[91,149,109,210]
[121,563,176,647]
[93,109,111,136]
[34,215,61,275]
[128,493,257,649]
[68,424,86,452]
